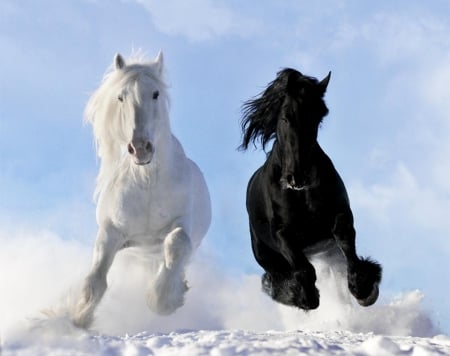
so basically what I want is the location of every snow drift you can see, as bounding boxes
[0,229,446,354]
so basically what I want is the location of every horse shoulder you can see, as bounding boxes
[314,147,352,208]
[247,166,281,234]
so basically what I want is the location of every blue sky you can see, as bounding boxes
[1,0,450,334]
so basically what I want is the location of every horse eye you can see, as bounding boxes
[118,94,124,102]
[152,91,159,100]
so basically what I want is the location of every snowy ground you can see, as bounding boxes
[1,231,449,355]
[4,328,450,355]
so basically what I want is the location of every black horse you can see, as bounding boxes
[240,68,382,310]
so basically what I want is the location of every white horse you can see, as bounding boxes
[72,51,211,329]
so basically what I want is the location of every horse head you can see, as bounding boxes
[277,69,330,190]
[240,68,331,190]
[111,52,166,166]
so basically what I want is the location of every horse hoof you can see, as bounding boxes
[296,287,320,311]
[357,283,379,307]
[147,274,188,315]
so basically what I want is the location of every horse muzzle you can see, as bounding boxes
[127,140,154,165]
[280,174,307,191]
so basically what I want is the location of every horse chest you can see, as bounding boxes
[273,189,333,240]
[121,186,167,224]
[277,187,320,214]
[98,174,185,235]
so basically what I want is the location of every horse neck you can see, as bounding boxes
[142,116,186,179]
[148,130,177,176]
[264,142,283,177]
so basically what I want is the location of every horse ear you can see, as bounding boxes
[114,53,126,70]
[154,50,164,75]
[319,71,331,94]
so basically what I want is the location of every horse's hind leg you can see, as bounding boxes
[333,212,382,306]
[147,227,192,315]
[72,223,124,328]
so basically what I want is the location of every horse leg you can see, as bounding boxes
[332,212,382,306]
[72,223,124,328]
[147,227,192,315]
[251,224,319,310]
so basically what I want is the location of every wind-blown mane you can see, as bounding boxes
[84,54,169,200]
[240,68,327,151]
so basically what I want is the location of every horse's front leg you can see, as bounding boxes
[147,227,192,315]
[332,211,382,306]
[72,222,124,328]
[275,229,320,310]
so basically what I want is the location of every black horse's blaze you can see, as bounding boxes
[240,68,382,310]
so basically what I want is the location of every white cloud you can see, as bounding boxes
[351,162,450,229]
[133,0,260,41]
[419,52,450,121]
[333,10,450,237]
[350,163,417,224]
[329,12,450,65]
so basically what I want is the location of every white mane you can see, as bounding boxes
[84,54,170,200]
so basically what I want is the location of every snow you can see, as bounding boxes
[4,327,450,355]
[1,231,449,355]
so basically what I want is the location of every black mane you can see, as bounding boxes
[239,68,326,151]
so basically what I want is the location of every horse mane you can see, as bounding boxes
[84,53,170,200]
[239,68,327,151]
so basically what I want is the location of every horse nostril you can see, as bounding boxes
[127,143,135,155]
[286,174,295,186]
[145,141,153,153]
